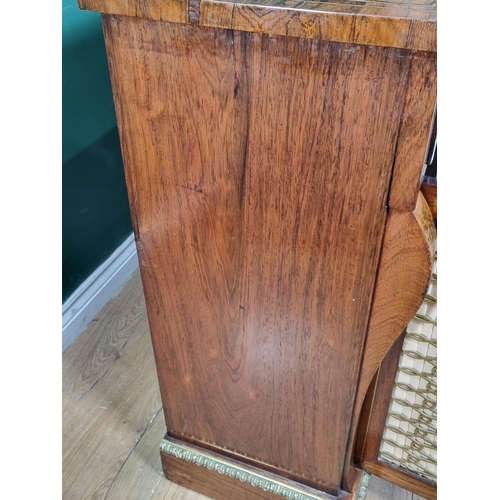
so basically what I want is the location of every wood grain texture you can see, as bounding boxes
[62,272,147,400]
[78,0,188,23]
[62,270,425,500]
[161,439,363,500]
[420,177,437,221]
[200,0,436,51]
[365,474,412,500]
[189,0,202,23]
[62,274,164,500]
[360,193,436,384]
[79,0,436,50]
[62,395,106,466]
[102,15,414,495]
[104,411,172,500]
[361,462,436,500]
[152,480,214,500]
[63,372,162,499]
[342,193,436,490]
[389,54,437,212]
[354,331,406,464]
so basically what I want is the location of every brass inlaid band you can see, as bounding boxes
[161,440,325,500]
[161,439,371,499]
[356,471,371,500]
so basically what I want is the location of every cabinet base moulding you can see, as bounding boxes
[160,438,370,500]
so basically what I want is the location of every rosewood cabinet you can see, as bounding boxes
[78,1,437,498]
[355,175,438,500]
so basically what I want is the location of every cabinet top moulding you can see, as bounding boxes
[78,0,437,52]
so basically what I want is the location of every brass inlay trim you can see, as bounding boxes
[162,439,372,499]
[355,471,371,500]
[161,439,329,500]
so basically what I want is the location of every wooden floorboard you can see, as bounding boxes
[62,270,424,500]
[365,475,413,500]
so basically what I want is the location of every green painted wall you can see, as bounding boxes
[62,0,132,303]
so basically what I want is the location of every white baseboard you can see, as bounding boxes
[62,233,139,351]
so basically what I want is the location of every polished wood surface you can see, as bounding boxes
[101,14,420,495]
[200,0,436,51]
[76,0,438,495]
[62,271,425,500]
[78,0,188,23]
[342,193,436,490]
[421,176,437,221]
[388,56,436,212]
[353,193,437,499]
[354,332,406,465]
[356,193,436,407]
[79,0,436,50]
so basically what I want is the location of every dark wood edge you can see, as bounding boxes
[360,460,437,500]
[352,365,380,466]
[354,330,406,464]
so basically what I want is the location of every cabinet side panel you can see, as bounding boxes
[103,15,410,493]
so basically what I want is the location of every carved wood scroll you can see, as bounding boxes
[343,192,436,490]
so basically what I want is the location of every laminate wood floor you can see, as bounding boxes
[62,270,426,500]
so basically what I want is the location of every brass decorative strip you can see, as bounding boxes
[161,440,329,500]
[355,471,371,500]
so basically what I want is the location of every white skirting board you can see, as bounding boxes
[62,233,139,351]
